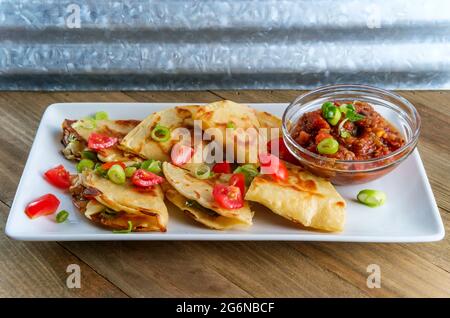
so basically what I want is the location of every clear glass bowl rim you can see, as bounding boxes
[281,84,421,165]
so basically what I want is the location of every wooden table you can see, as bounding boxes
[0,91,449,298]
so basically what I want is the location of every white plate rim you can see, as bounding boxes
[5,102,445,242]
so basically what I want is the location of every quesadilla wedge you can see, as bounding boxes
[193,100,263,163]
[163,185,248,230]
[70,170,168,232]
[162,162,253,228]
[245,162,346,232]
[119,105,200,162]
[62,119,141,163]
[255,110,282,135]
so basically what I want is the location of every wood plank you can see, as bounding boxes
[1,91,449,298]
[0,202,126,297]
[61,240,366,297]
[61,241,253,297]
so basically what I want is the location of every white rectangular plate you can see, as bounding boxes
[6,103,445,242]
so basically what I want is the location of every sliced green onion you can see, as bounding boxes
[321,102,335,114]
[151,125,171,142]
[56,210,69,223]
[95,163,108,177]
[77,159,95,172]
[73,118,97,130]
[340,131,351,138]
[101,208,118,219]
[141,160,162,174]
[193,164,211,179]
[113,221,133,233]
[125,166,137,178]
[317,138,339,155]
[338,118,351,138]
[233,164,259,185]
[339,103,355,114]
[357,189,387,207]
[226,121,236,129]
[321,102,341,126]
[107,164,126,184]
[81,150,97,161]
[94,111,109,120]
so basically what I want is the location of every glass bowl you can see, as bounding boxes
[281,84,421,185]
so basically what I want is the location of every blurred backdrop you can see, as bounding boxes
[0,0,449,90]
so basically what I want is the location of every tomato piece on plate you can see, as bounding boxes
[131,169,164,187]
[101,161,126,170]
[267,137,298,164]
[88,133,118,150]
[25,194,60,219]
[212,162,232,174]
[44,165,71,189]
[171,143,194,166]
[212,184,244,209]
[229,173,245,196]
[259,152,288,181]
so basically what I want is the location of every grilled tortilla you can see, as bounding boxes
[164,185,247,230]
[70,171,168,232]
[162,162,253,228]
[62,119,141,163]
[119,105,200,162]
[193,101,283,163]
[245,162,346,232]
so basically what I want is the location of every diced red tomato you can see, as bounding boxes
[131,169,164,187]
[212,162,232,174]
[212,184,244,209]
[267,137,298,164]
[315,129,333,144]
[25,194,60,219]
[229,173,245,196]
[297,131,311,146]
[312,112,330,130]
[88,133,118,150]
[101,161,126,170]
[133,186,156,193]
[44,165,71,189]
[258,152,288,181]
[171,143,194,166]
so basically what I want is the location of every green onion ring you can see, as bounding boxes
[107,164,126,185]
[151,125,171,142]
[94,111,109,120]
[56,210,69,223]
[113,221,133,233]
[193,164,212,179]
[226,121,236,129]
[124,166,137,178]
[141,160,162,174]
[357,189,387,207]
[317,138,339,155]
[77,159,95,173]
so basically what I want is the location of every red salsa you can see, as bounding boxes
[291,101,405,160]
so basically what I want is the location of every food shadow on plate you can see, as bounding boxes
[249,202,331,233]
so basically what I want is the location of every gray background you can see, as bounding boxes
[1,0,449,90]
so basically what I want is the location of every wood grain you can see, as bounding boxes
[0,202,126,297]
[0,91,449,298]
